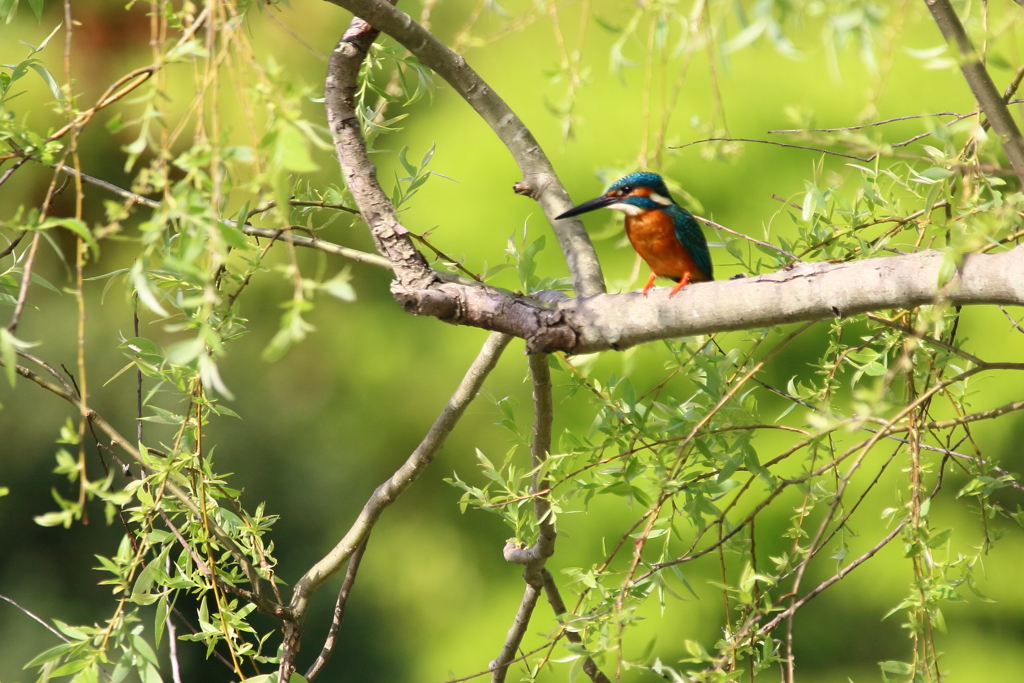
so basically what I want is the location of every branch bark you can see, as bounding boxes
[399,246,1024,354]
[304,536,370,680]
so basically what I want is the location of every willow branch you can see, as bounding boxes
[43,163,391,269]
[285,23,517,679]
[540,569,611,683]
[0,358,280,615]
[324,0,605,296]
[490,583,542,683]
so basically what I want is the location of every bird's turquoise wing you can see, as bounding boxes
[669,205,714,280]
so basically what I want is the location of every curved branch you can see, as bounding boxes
[324,0,605,296]
[285,331,512,628]
[397,246,1024,354]
[324,16,436,292]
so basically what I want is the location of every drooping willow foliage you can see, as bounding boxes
[2,1,1023,682]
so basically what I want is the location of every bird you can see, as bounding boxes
[556,172,713,296]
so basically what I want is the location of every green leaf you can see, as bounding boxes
[0,328,19,388]
[39,217,99,258]
[51,658,90,677]
[0,0,17,20]
[34,509,73,527]
[879,660,913,675]
[27,61,62,101]
[218,220,251,250]
[0,329,40,387]
[23,642,72,667]
[166,336,205,366]
[132,268,169,317]
[919,167,953,181]
[322,268,357,301]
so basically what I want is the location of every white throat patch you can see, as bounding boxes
[608,202,643,216]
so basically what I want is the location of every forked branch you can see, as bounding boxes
[324,0,605,297]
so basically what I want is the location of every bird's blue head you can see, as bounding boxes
[557,172,676,219]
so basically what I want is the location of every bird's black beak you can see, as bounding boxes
[556,193,620,219]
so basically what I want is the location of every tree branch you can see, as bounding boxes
[925,0,1024,173]
[304,536,371,681]
[490,583,542,683]
[324,0,605,296]
[281,331,512,679]
[324,14,436,293]
[492,353,558,681]
[398,245,1024,353]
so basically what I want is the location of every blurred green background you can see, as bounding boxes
[3,0,1024,681]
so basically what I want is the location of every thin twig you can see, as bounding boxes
[0,593,70,643]
[305,537,371,680]
[439,645,553,683]
[0,156,30,189]
[768,111,964,133]
[45,162,393,269]
[672,137,876,162]
[697,215,801,262]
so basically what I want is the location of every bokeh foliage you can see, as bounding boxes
[3,0,1024,682]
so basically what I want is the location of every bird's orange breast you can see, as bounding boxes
[624,211,710,283]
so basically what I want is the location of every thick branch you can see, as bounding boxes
[324,17,435,291]
[925,0,1024,173]
[399,246,1024,354]
[324,0,605,296]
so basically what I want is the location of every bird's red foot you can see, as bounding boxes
[668,272,692,297]
[641,272,657,296]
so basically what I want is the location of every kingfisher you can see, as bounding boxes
[557,172,713,296]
